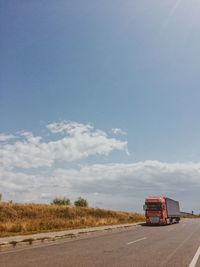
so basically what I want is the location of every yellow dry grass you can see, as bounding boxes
[0,203,145,237]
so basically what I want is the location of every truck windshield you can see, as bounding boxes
[146,203,162,211]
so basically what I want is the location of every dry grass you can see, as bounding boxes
[0,203,145,237]
[180,214,200,219]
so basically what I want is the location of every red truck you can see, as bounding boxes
[144,196,180,225]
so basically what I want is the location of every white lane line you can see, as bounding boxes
[188,245,200,267]
[127,237,147,245]
[160,226,200,266]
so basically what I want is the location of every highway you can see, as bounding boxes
[0,219,200,267]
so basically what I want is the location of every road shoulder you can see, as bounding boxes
[0,222,143,252]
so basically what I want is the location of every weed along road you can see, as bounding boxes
[1,219,200,267]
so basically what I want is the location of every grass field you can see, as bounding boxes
[0,203,145,237]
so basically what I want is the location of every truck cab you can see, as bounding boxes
[144,197,167,225]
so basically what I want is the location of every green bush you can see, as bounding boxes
[74,197,88,207]
[51,197,71,206]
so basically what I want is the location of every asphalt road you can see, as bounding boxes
[0,219,200,267]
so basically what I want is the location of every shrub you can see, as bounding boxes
[51,197,71,206]
[74,197,88,207]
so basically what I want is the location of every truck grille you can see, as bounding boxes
[149,217,159,223]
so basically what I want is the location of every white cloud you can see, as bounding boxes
[111,128,127,136]
[0,133,16,142]
[0,121,128,170]
[46,121,94,135]
[0,132,53,169]
[52,161,200,193]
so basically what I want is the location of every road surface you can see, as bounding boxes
[0,219,200,267]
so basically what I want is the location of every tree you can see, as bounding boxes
[0,193,2,202]
[51,197,71,206]
[74,197,88,207]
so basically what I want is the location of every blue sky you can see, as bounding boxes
[1,0,200,212]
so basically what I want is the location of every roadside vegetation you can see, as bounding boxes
[0,202,144,237]
[51,197,71,206]
[51,197,88,207]
[180,213,200,219]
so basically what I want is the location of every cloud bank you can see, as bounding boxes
[0,160,200,211]
[0,121,199,212]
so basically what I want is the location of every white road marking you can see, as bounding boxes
[188,245,200,267]
[127,237,147,245]
[160,225,200,266]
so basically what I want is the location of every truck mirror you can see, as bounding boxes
[143,204,147,211]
